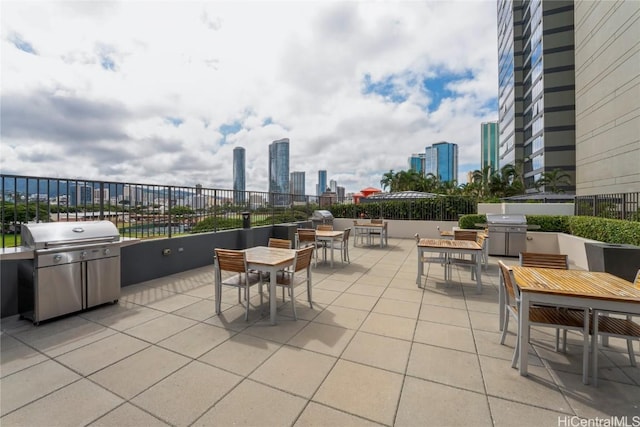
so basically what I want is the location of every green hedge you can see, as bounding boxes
[458,214,640,245]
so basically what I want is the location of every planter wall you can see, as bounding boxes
[585,243,640,282]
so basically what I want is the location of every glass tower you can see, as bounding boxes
[498,0,576,192]
[269,138,290,206]
[408,153,426,175]
[233,146,245,204]
[317,170,327,196]
[290,171,305,202]
[481,122,499,174]
[424,142,458,183]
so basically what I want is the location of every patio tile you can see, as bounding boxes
[395,376,492,427]
[11,316,117,358]
[125,313,197,343]
[372,298,420,319]
[157,323,235,358]
[79,301,165,331]
[380,287,424,303]
[0,334,48,378]
[1,379,122,426]
[193,379,306,426]
[473,329,544,366]
[132,361,242,426]
[346,283,387,297]
[413,320,476,353]
[360,312,417,341]
[249,345,336,398]
[287,322,355,357]
[89,403,170,426]
[198,332,282,376]
[314,278,352,292]
[313,359,403,425]
[467,309,500,332]
[55,333,149,376]
[145,292,202,313]
[89,346,190,399]
[0,359,80,416]
[342,331,411,373]
[488,396,571,427]
[294,401,382,427]
[419,304,470,327]
[306,288,341,305]
[353,274,393,287]
[171,299,217,321]
[406,342,485,393]
[203,304,257,331]
[331,293,379,311]
[312,305,368,330]
[243,319,310,344]
[479,354,572,413]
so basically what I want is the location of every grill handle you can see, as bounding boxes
[44,236,118,248]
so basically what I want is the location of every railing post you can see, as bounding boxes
[167,186,172,238]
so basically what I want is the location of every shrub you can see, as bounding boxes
[568,216,640,246]
[525,215,570,233]
[458,214,486,229]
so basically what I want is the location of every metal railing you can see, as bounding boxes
[1,174,330,248]
[575,192,640,221]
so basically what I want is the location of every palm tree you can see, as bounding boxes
[535,169,572,193]
[380,170,396,192]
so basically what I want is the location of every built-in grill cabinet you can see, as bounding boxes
[18,221,121,325]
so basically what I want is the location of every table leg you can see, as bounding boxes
[519,292,530,376]
[475,254,482,293]
[498,275,504,331]
[592,312,599,386]
[269,267,277,325]
[416,248,423,287]
[330,239,334,267]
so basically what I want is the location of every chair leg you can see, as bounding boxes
[307,273,313,309]
[627,339,637,367]
[500,311,510,345]
[244,284,250,321]
[290,286,297,320]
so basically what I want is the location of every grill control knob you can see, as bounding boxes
[104,248,111,255]
[53,254,62,263]
[81,251,88,259]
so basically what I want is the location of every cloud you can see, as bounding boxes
[1,1,498,193]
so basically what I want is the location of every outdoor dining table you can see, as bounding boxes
[314,230,344,267]
[416,238,483,293]
[511,266,640,384]
[244,246,296,325]
[353,222,387,248]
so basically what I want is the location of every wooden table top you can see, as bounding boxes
[439,230,488,238]
[417,238,482,250]
[353,222,386,228]
[512,266,640,302]
[244,246,295,266]
[315,230,344,238]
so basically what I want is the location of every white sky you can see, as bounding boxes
[1,0,499,194]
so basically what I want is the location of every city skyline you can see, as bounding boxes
[1,1,498,194]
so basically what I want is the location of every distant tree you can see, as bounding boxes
[535,169,571,193]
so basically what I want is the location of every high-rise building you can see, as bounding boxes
[424,142,458,183]
[233,147,246,204]
[481,122,499,174]
[329,179,338,193]
[269,138,290,205]
[408,153,426,175]
[574,0,640,194]
[498,0,576,192]
[317,170,327,196]
[290,171,305,202]
[70,184,93,206]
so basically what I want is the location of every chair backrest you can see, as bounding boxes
[316,224,333,231]
[519,252,568,269]
[371,218,383,224]
[454,230,477,241]
[293,246,315,273]
[214,249,247,274]
[476,233,486,248]
[498,260,519,306]
[634,269,640,288]
[342,227,351,242]
[297,228,316,242]
[268,238,292,249]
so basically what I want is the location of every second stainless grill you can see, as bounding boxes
[18,221,122,324]
[486,214,527,257]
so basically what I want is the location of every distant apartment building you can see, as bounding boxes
[408,153,426,175]
[337,186,345,201]
[233,146,246,204]
[574,0,640,194]
[498,0,576,193]
[317,170,327,196]
[329,179,338,193]
[268,138,290,205]
[481,121,499,174]
[290,171,305,202]
[425,142,458,183]
[70,184,93,206]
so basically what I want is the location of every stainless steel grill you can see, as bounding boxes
[311,210,334,228]
[486,214,527,257]
[18,221,122,324]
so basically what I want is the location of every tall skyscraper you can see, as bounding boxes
[329,179,337,193]
[408,153,426,175]
[290,171,305,202]
[269,138,290,205]
[424,142,458,183]
[481,122,499,174]
[317,170,327,196]
[498,0,576,192]
[233,146,246,204]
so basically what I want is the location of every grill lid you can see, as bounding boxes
[486,214,527,225]
[311,210,334,220]
[21,221,120,250]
